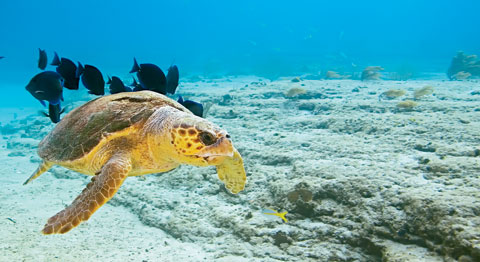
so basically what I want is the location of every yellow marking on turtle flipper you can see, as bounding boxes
[216,149,246,194]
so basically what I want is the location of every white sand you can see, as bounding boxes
[0,107,37,124]
[0,76,479,261]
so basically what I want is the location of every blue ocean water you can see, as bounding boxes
[1,2,480,261]
[0,0,479,107]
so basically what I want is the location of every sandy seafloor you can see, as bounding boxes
[0,76,479,262]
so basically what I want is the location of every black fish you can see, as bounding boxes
[129,58,166,94]
[38,48,47,70]
[0,56,4,60]
[130,77,143,91]
[26,71,64,106]
[166,65,179,94]
[51,52,79,90]
[178,96,203,117]
[108,76,131,94]
[42,103,65,123]
[76,62,105,95]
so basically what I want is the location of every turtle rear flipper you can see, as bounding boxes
[42,155,132,234]
[216,149,246,194]
[23,161,53,185]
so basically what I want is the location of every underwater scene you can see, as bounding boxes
[1,0,479,261]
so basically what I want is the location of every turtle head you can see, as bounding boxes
[146,107,246,194]
[168,115,234,166]
[168,114,247,194]
[146,108,235,166]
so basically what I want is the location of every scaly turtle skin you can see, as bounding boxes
[24,91,246,234]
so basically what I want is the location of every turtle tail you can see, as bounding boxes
[23,161,53,185]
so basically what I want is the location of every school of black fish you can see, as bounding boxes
[23,49,203,123]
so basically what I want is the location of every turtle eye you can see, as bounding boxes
[199,132,216,146]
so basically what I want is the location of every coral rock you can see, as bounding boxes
[447,51,480,80]
[361,66,384,81]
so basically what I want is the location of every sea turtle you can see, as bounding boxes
[24,90,246,234]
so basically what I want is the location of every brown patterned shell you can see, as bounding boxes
[38,91,190,162]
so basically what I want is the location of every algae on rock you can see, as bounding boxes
[414,86,434,99]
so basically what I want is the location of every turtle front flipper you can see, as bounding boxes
[216,149,246,194]
[42,155,132,234]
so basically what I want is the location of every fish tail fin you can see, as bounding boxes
[107,75,112,85]
[76,62,84,78]
[278,211,288,223]
[129,57,140,73]
[23,161,53,185]
[51,52,61,66]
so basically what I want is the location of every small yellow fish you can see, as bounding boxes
[262,209,288,223]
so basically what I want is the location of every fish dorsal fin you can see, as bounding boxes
[129,57,140,73]
[51,52,61,66]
